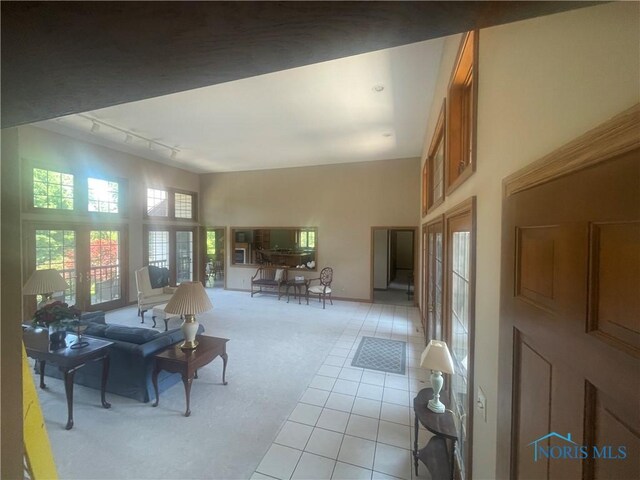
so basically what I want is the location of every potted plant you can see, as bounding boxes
[32,301,81,348]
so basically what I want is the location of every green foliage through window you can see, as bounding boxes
[33,168,74,210]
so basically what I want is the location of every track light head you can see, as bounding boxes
[124,134,133,143]
[91,122,100,133]
[171,149,177,160]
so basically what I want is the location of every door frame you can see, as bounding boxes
[370,226,418,304]
[497,104,640,478]
[200,226,227,289]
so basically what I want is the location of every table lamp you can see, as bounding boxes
[165,281,212,350]
[23,269,69,308]
[420,340,455,413]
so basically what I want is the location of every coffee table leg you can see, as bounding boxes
[63,368,75,430]
[39,360,47,389]
[100,355,111,409]
[221,353,228,385]
[182,375,193,417]
[152,364,160,407]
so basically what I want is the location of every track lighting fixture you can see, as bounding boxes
[77,114,180,160]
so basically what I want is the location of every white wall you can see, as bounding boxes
[419,3,639,478]
[373,229,388,289]
[199,157,420,300]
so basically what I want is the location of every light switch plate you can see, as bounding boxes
[477,386,487,422]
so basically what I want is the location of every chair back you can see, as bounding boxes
[320,267,333,286]
[135,267,152,294]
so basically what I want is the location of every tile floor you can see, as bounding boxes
[253,303,434,480]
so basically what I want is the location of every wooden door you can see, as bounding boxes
[499,150,639,479]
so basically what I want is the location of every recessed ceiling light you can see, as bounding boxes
[372,84,385,92]
[382,132,392,137]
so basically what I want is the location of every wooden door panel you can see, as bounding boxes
[588,221,640,354]
[514,335,552,480]
[500,149,640,479]
[587,384,640,480]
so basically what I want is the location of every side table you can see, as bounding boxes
[413,387,458,480]
[284,279,308,304]
[23,327,113,430]
[152,335,229,417]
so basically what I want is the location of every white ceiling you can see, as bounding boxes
[36,38,444,174]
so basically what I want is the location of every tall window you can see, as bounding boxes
[35,229,76,304]
[144,226,196,285]
[427,102,446,212]
[146,187,196,220]
[146,188,168,217]
[30,165,124,216]
[445,198,476,480]
[88,177,119,213]
[447,31,477,193]
[175,192,193,218]
[148,231,170,268]
[33,168,74,210]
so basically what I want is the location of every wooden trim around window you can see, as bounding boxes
[427,100,446,213]
[443,196,476,480]
[446,31,478,196]
[421,161,428,217]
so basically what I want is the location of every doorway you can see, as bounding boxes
[371,227,416,306]
[202,227,226,289]
[23,222,129,316]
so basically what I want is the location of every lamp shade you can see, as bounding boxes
[420,340,455,374]
[165,281,212,315]
[23,269,69,295]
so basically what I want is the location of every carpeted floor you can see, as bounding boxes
[33,290,363,479]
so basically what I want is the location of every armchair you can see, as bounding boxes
[306,267,333,309]
[135,266,176,324]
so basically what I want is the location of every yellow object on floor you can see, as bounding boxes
[22,343,57,479]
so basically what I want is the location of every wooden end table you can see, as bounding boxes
[152,335,229,417]
[23,327,113,430]
[413,387,458,480]
[284,278,309,304]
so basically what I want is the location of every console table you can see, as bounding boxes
[413,387,458,480]
[152,335,229,417]
[23,327,113,430]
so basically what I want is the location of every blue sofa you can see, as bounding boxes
[44,311,204,402]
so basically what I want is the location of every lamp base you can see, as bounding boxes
[180,339,199,350]
[180,314,199,350]
[427,398,446,413]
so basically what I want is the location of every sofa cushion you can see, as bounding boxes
[103,325,158,344]
[84,323,109,338]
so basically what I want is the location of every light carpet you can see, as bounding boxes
[33,289,362,479]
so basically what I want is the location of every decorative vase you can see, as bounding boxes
[48,323,67,349]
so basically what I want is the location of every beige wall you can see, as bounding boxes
[419,2,639,478]
[200,158,420,300]
[17,126,201,301]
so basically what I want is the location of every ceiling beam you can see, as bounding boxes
[1,1,599,128]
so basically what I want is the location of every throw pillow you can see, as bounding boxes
[274,268,284,282]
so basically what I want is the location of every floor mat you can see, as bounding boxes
[351,336,406,374]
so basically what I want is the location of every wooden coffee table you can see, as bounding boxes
[152,335,229,417]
